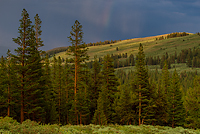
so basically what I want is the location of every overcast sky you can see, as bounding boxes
[0,0,200,56]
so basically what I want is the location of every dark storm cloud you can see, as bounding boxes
[0,0,200,56]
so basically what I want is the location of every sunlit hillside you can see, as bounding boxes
[50,33,198,61]
[47,33,200,74]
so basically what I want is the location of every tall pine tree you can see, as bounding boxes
[184,76,200,128]
[135,43,156,125]
[34,14,44,49]
[159,60,170,125]
[43,54,58,124]
[92,85,108,125]
[88,56,102,120]
[0,56,8,117]
[168,69,185,128]
[12,9,33,123]
[12,9,45,123]
[67,20,89,124]
[101,54,119,123]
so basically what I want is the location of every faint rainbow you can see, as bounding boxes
[101,0,114,28]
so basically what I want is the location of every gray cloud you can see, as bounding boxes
[0,0,200,56]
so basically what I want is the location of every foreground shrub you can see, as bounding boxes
[0,116,19,131]
[0,117,200,134]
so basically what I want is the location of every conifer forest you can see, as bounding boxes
[1,9,200,133]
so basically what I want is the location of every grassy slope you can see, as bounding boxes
[50,34,167,60]
[49,33,200,73]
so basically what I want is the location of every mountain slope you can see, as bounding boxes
[49,33,200,61]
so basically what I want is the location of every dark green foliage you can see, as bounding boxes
[101,54,119,123]
[161,61,170,94]
[102,54,119,102]
[153,79,169,126]
[187,49,192,65]
[57,56,63,123]
[88,56,102,120]
[184,76,200,128]
[92,86,108,125]
[135,43,156,125]
[25,40,45,122]
[168,69,185,128]
[129,54,135,66]
[34,14,44,49]
[0,51,20,121]
[6,50,19,118]
[159,60,171,125]
[160,55,171,69]
[175,51,177,59]
[43,54,58,124]
[167,32,189,39]
[0,56,9,117]
[61,58,73,125]
[115,87,136,125]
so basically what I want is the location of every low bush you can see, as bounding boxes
[0,117,200,134]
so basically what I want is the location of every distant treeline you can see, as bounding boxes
[45,47,69,58]
[86,39,121,47]
[156,32,189,40]
[178,47,200,68]
[85,47,200,70]
[45,40,121,58]
[166,32,189,38]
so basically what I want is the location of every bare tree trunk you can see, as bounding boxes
[75,28,78,125]
[59,87,61,124]
[80,112,82,125]
[21,86,24,124]
[172,93,175,128]
[7,79,10,117]
[139,85,141,125]
[21,19,26,124]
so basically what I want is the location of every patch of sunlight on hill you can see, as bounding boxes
[48,33,200,64]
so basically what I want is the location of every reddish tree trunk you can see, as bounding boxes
[139,85,141,125]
